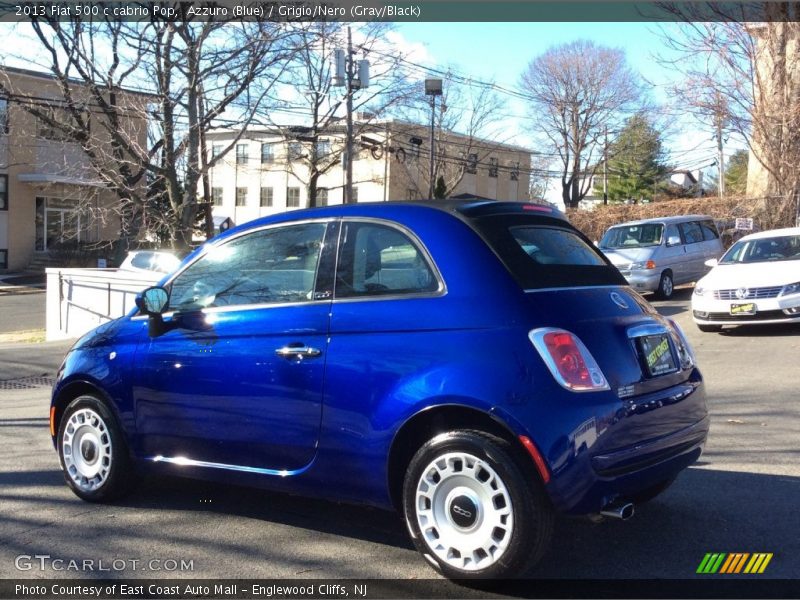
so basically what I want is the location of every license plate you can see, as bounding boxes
[637,334,678,377]
[731,302,756,315]
[730,302,757,315]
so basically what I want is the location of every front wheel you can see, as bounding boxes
[655,271,674,299]
[402,431,554,579]
[57,395,135,502]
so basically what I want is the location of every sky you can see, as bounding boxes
[2,20,744,205]
[393,21,746,203]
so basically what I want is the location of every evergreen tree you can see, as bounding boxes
[724,149,748,195]
[434,176,448,199]
[605,114,670,203]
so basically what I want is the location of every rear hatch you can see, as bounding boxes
[463,208,696,399]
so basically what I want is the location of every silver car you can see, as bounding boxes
[599,215,725,299]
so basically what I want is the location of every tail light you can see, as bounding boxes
[529,328,610,392]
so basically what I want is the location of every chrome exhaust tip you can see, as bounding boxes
[600,502,634,520]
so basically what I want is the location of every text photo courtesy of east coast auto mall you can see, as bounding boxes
[0,1,799,599]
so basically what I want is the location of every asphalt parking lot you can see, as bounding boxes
[0,287,798,586]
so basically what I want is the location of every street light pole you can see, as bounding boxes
[425,78,443,199]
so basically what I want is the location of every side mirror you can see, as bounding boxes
[705,258,719,268]
[135,286,171,337]
[666,235,682,247]
[136,286,170,315]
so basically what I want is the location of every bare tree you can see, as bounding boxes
[520,40,644,208]
[2,8,293,250]
[658,5,800,218]
[265,22,416,207]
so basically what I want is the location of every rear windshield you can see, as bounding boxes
[471,215,627,289]
[600,223,664,249]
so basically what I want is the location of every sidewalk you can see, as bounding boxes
[0,272,46,296]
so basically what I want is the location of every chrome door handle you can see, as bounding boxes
[275,345,322,360]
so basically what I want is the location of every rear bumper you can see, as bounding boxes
[543,375,708,515]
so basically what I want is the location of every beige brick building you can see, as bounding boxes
[0,67,148,272]
[207,120,531,227]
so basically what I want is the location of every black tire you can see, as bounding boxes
[402,431,554,579]
[655,271,674,300]
[697,324,723,333]
[57,395,135,502]
[628,476,677,505]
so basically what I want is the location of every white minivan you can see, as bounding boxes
[599,215,725,299]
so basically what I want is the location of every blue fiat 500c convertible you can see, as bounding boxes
[51,200,708,579]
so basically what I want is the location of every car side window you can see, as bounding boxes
[699,220,719,241]
[335,222,439,298]
[169,223,327,311]
[665,224,681,245]
[679,221,704,244]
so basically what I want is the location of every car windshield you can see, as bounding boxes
[719,234,800,264]
[600,224,664,249]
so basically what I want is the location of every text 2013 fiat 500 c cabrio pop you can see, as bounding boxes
[50,200,708,579]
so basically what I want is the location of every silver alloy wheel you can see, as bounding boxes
[415,452,514,571]
[661,274,673,297]
[62,408,113,492]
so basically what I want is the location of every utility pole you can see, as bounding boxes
[716,114,725,198]
[344,26,354,204]
[603,125,608,205]
[333,27,369,204]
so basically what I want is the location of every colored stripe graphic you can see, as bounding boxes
[744,553,773,574]
[697,553,727,574]
[720,553,749,574]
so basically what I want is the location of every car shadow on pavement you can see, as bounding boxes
[48,466,800,579]
[2,466,798,582]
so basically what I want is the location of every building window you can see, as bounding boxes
[288,142,303,161]
[510,161,520,182]
[211,187,223,206]
[236,144,248,165]
[488,157,498,178]
[0,249,6,269]
[260,187,273,207]
[236,187,247,206]
[37,107,70,141]
[465,153,478,174]
[352,186,359,203]
[0,98,8,134]
[286,187,301,208]
[0,175,7,210]
[314,140,331,160]
[211,144,223,159]
[317,188,328,206]
[407,188,419,201]
[261,143,274,164]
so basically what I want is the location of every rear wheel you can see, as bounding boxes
[697,324,723,333]
[402,431,553,579]
[57,395,135,502]
[655,271,674,299]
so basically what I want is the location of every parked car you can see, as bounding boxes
[50,201,708,579]
[692,227,800,332]
[599,215,724,299]
[118,250,181,274]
